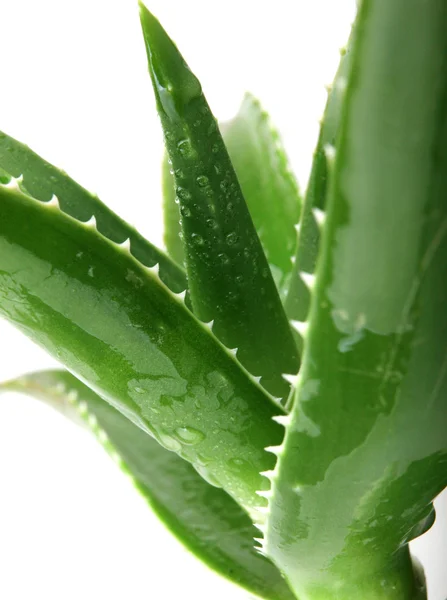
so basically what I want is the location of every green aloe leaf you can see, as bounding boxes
[0,181,286,518]
[163,93,302,300]
[0,131,186,293]
[285,34,354,332]
[139,4,299,401]
[0,369,295,600]
[265,1,447,599]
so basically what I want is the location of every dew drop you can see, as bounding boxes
[175,426,205,445]
[174,168,185,179]
[196,175,209,187]
[218,252,230,265]
[158,432,182,452]
[180,205,191,218]
[206,217,217,229]
[212,143,219,154]
[226,232,239,246]
[177,187,192,201]
[177,139,193,157]
[192,233,204,246]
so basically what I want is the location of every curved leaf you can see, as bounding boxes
[0,369,296,600]
[0,182,286,519]
[266,1,447,598]
[139,4,299,401]
[0,131,186,293]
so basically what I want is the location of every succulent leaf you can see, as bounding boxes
[139,4,299,401]
[266,1,447,598]
[162,93,302,300]
[0,131,186,292]
[0,369,295,600]
[0,182,286,518]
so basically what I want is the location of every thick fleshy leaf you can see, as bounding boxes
[139,4,299,401]
[0,181,286,518]
[266,1,447,599]
[0,370,295,600]
[0,131,186,292]
[162,94,302,300]
[284,36,353,330]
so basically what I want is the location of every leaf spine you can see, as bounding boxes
[282,372,299,387]
[312,207,326,227]
[272,414,291,427]
[291,320,309,337]
[300,271,316,290]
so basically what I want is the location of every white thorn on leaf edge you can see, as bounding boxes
[323,143,336,163]
[145,263,160,275]
[282,372,299,387]
[255,505,270,515]
[253,537,265,547]
[173,289,187,300]
[84,215,97,228]
[119,237,131,251]
[312,207,326,227]
[253,522,266,533]
[4,176,22,190]
[265,445,283,456]
[256,489,272,499]
[260,470,276,479]
[272,414,291,427]
[300,271,316,289]
[46,194,60,209]
[228,347,238,356]
[294,222,301,234]
[291,320,309,337]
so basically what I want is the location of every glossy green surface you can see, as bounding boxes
[0,182,285,518]
[266,1,447,598]
[162,93,302,301]
[0,131,186,292]
[0,369,295,600]
[140,5,299,401]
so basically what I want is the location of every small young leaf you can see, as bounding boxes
[221,94,301,299]
[139,4,299,401]
[0,131,186,292]
[0,184,285,518]
[1,370,295,600]
[285,34,353,328]
[266,1,447,598]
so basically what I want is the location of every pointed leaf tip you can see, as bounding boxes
[139,3,202,120]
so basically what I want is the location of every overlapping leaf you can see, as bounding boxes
[140,5,299,401]
[0,181,285,518]
[0,370,295,600]
[265,1,447,598]
[163,93,302,300]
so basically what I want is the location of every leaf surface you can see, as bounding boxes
[266,1,447,598]
[0,182,285,518]
[162,94,302,300]
[0,369,296,600]
[0,131,186,292]
[140,5,299,401]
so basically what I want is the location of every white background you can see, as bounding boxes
[0,1,445,598]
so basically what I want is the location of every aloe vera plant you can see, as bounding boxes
[1,1,446,599]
